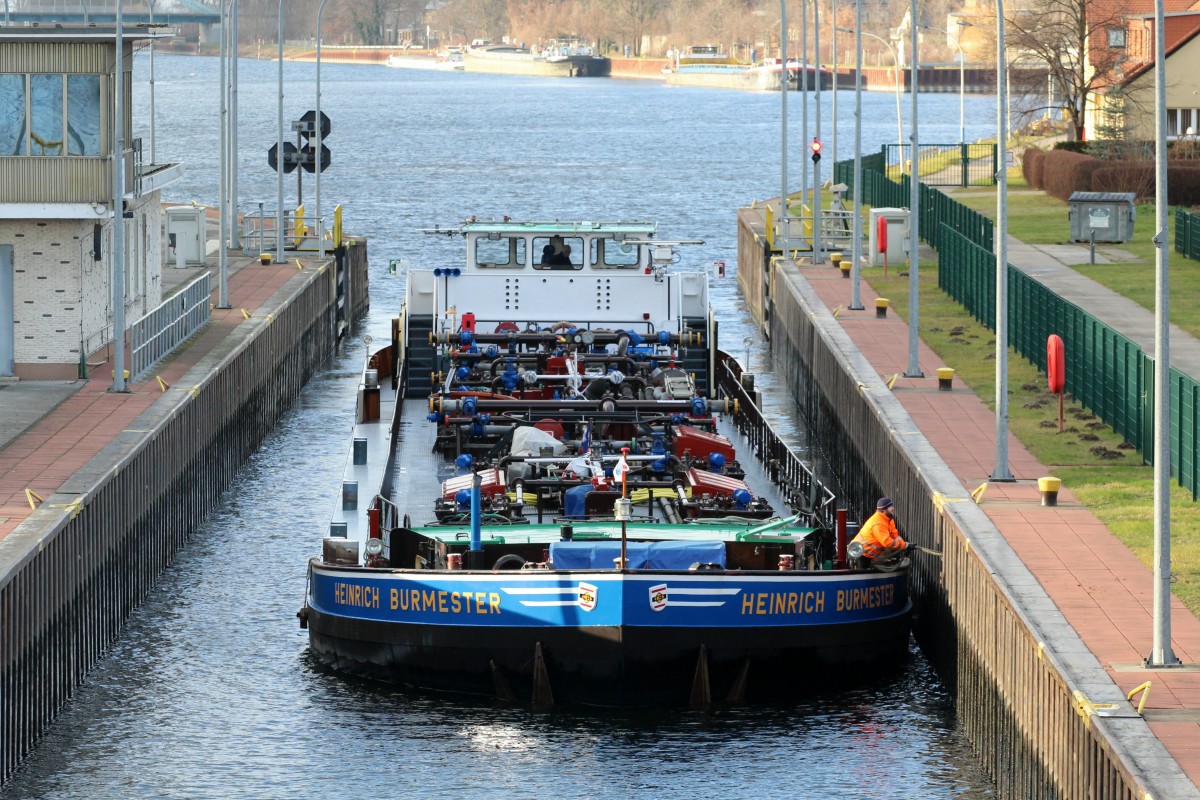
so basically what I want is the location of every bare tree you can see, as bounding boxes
[608,0,663,56]
[1007,0,1133,141]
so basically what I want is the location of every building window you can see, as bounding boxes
[0,75,24,156]
[1107,28,1127,48]
[29,74,64,155]
[66,75,101,155]
[0,73,103,157]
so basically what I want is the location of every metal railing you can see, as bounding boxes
[242,205,340,256]
[129,272,211,380]
[882,143,997,187]
[716,350,837,529]
[1175,207,1200,261]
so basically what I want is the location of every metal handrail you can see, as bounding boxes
[129,272,211,380]
[715,350,837,529]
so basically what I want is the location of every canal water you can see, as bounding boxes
[0,55,1000,798]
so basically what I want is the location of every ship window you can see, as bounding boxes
[592,237,641,268]
[0,75,25,156]
[533,236,583,270]
[475,236,526,268]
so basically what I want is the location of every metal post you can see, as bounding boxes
[1149,0,1179,668]
[3,0,9,26]
[111,4,126,392]
[905,3,921,378]
[275,0,287,264]
[831,0,837,167]
[217,0,230,308]
[812,0,822,264]
[779,0,788,251]
[230,0,240,250]
[81,0,89,25]
[849,8,864,310]
[993,0,1013,481]
[316,0,330,262]
[800,0,808,226]
[148,0,155,163]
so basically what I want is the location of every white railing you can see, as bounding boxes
[129,272,211,380]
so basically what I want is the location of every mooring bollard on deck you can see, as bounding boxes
[937,367,955,391]
[1038,476,1061,506]
[830,252,842,270]
[875,298,889,318]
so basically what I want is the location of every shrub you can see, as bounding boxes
[1090,163,1200,204]
[1022,147,1045,189]
[1053,140,1091,154]
[1042,150,1102,201]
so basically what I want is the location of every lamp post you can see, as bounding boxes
[316,0,331,261]
[831,0,838,167]
[217,0,230,308]
[851,30,903,159]
[1149,0,1180,667]
[779,0,789,251]
[993,0,1013,481]
[921,23,969,145]
[847,2,864,312]
[112,2,126,392]
[905,0,922,380]
[812,0,822,264]
[275,0,287,264]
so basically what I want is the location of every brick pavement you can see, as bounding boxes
[800,258,1200,782]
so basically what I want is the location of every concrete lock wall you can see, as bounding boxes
[0,246,369,784]
[736,215,1191,800]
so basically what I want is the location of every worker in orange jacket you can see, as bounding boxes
[850,497,908,568]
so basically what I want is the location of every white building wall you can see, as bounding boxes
[0,190,165,379]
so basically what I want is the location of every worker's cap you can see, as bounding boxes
[877,496,894,510]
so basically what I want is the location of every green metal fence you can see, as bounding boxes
[883,143,998,187]
[939,222,1200,498]
[1175,207,1200,261]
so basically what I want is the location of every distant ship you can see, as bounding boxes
[663,45,830,91]
[464,42,611,78]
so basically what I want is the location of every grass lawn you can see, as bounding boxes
[864,259,1200,615]
[954,173,1200,341]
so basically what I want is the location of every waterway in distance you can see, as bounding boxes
[0,55,1001,799]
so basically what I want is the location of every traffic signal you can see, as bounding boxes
[811,138,822,163]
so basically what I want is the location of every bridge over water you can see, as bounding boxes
[1,0,220,25]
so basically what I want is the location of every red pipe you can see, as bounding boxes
[368,505,381,539]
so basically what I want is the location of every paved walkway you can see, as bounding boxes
[799,255,1200,787]
[0,255,312,540]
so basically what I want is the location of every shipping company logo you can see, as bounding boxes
[649,583,668,612]
[578,582,598,612]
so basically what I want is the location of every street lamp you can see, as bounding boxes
[841,28,903,160]
[316,0,331,262]
[275,0,287,264]
[847,2,865,312]
[922,22,970,145]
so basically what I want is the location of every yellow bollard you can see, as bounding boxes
[937,367,955,391]
[875,298,890,318]
[830,252,843,270]
[1038,476,1062,507]
[260,253,273,265]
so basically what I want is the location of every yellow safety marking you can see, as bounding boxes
[24,489,43,509]
[210,302,215,311]
[964,539,971,553]
[155,376,170,393]
[49,499,83,520]
[931,492,969,512]
[832,304,843,318]
[265,314,275,324]
[1127,681,1152,715]
[1072,690,1120,726]
[240,308,251,319]
[971,483,988,503]
[886,373,900,390]
[187,386,201,398]
[295,259,304,270]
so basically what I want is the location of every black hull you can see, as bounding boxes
[307,606,912,706]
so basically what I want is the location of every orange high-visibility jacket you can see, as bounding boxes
[852,510,907,558]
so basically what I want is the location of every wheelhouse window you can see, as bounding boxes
[474,235,526,267]
[0,72,103,157]
[591,237,642,268]
[534,236,583,270]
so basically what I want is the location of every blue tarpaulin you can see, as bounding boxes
[564,485,593,519]
[550,540,727,570]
